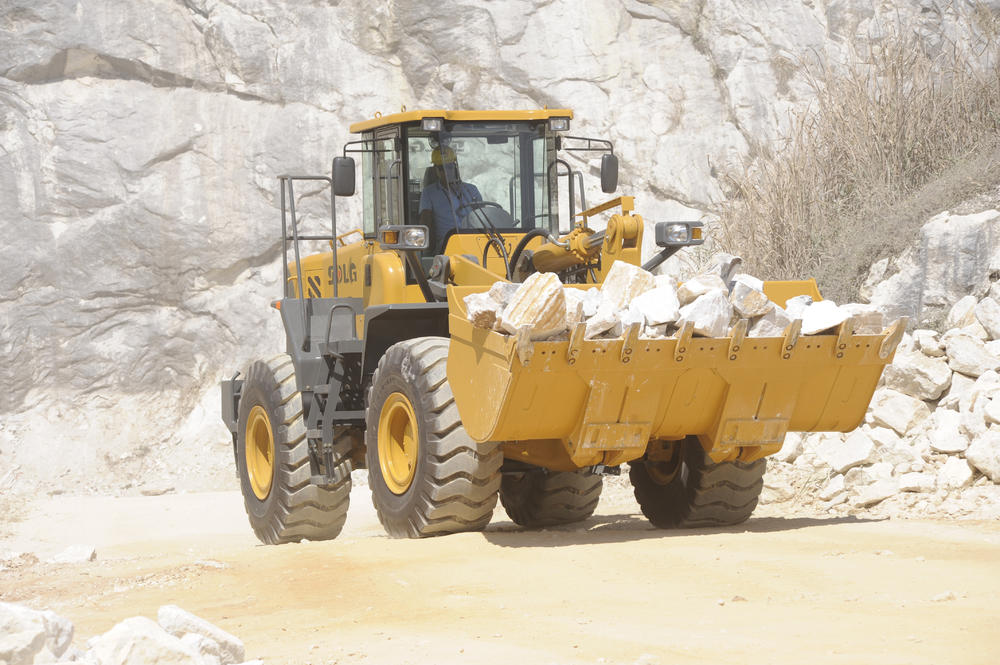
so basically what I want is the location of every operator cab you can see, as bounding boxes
[347,111,574,273]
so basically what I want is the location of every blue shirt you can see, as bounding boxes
[419,182,483,249]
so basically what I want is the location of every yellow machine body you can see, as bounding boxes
[281,110,899,473]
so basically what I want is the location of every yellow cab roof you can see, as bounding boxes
[349,109,574,133]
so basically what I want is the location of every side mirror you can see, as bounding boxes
[600,153,618,194]
[332,156,356,197]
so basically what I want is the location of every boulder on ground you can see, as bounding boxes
[946,295,978,329]
[0,602,73,665]
[966,431,1000,483]
[937,456,975,490]
[926,410,970,454]
[944,333,1000,377]
[816,430,876,474]
[851,478,899,507]
[912,329,945,357]
[868,389,932,436]
[974,297,1000,340]
[882,352,952,401]
[88,616,205,665]
[158,605,245,665]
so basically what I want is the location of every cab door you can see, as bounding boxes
[362,128,407,308]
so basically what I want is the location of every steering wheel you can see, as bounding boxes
[456,200,506,217]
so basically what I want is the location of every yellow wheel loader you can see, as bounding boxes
[220,109,905,543]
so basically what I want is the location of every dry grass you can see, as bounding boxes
[717,11,1000,303]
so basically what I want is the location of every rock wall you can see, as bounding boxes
[0,1,996,494]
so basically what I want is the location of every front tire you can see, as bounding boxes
[236,354,350,544]
[365,337,502,538]
[499,470,603,527]
[630,438,766,528]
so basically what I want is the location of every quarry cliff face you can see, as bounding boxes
[0,0,992,493]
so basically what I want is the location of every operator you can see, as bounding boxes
[418,146,483,251]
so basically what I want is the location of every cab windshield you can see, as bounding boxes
[405,121,558,250]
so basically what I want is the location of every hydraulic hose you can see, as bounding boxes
[508,228,552,281]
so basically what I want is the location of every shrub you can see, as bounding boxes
[717,11,1000,303]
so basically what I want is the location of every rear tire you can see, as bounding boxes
[236,354,350,544]
[630,438,765,528]
[366,337,502,538]
[500,470,603,527]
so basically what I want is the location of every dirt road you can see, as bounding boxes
[2,483,999,665]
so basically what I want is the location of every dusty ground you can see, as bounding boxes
[2,480,999,665]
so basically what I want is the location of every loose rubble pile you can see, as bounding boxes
[463,256,886,342]
[0,601,258,665]
[762,293,1000,519]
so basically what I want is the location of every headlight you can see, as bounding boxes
[663,223,689,244]
[379,225,430,250]
[653,221,705,248]
[421,117,444,132]
[548,117,570,131]
[403,227,427,247]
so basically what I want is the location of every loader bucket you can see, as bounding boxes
[446,285,905,468]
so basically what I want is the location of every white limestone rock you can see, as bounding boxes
[944,333,1000,377]
[584,302,620,339]
[487,281,520,308]
[49,544,97,564]
[563,288,586,328]
[599,260,656,311]
[960,408,989,440]
[89,616,206,665]
[784,295,814,321]
[0,602,74,665]
[499,272,567,340]
[839,303,885,335]
[898,472,936,493]
[677,274,728,306]
[817,474,845,501]
[801,299,849,335]
[852,478,899,507]
[926,410,969,453]
[816,430,876,474]
[940,371,975,410]
[868,389,932,436]
[677,289,733,338]
[611,307,646,338]
[579,287,601,317]
[974,297,1000,340]
[912,329,945,357]
[882,352,952,401]
[963,370,1000,413]
[158,605,244,665]
[728,281,772,318]
[983,398,1000,425]
[946,295,979,329]
[937,456,975,489]
[773,432,804,463]
[711,253,743,285]
[987,339,1000,357]
[628,284,681,326]
[966,431,1000,483]
[181,633,223,665]
[732,273,764,292]
[748,305,792,338]
[463,292,502,330]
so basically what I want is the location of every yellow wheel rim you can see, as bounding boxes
[246,405,275,500]
[378,392,419,495]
